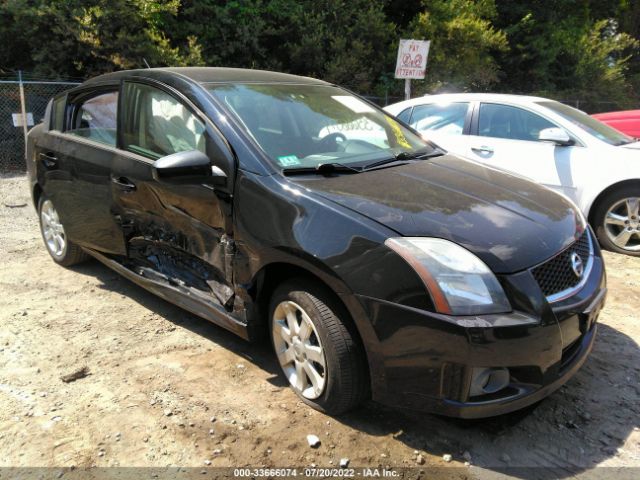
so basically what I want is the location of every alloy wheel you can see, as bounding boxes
[272,300,327,399]
[603,197,640,252]
[40,199,67,258]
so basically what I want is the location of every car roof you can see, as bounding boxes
[83,67,329,86]
[385,93,554,113]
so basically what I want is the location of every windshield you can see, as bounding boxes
[537,101,634,146]
[207,83,432,169]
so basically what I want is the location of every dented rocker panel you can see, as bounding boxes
[85,248,250,340]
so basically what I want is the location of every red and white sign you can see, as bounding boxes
[395,39,430,79]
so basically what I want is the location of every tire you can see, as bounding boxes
[269,279,369,415]
[38,195,89,266]
[593,186,640,256]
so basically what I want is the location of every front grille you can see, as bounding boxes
[531,230,593,300]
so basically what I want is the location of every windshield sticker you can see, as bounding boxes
[385,117,412,149]
[277,155,301,167]
[332,96,375,114]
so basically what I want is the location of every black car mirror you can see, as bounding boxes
[152,150,227,186]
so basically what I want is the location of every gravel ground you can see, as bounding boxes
[1,173,639,479]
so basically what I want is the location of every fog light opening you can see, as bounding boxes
[470,367,510,397]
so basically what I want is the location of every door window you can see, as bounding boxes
[67,91,118,146]
[478,103,558,141]
[410,102,469,135]
[396,107,412,124]
[50,95,66,131]
[122,82,206,159]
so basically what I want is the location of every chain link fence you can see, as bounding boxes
[0,79,79,171]
[0,73,629,172]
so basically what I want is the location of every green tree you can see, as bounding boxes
[172,0,395,94]
[494,1,638,111]
[0,0,202,78]
[617,0,640,104]
[171,0,281,70]
[288,0,395,93]
[566,19,638,110]
[1,0,638,110]
[407,0,508,93]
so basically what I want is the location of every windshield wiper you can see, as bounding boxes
[281,150,444,176]
[362,148,444,171]
[282,162,362,175]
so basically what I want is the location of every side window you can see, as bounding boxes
[396,107,412,124]
[478,103,558,141]
[67,91,118,146]
[122,82,206,159]
[50,95,66,131]
[410,103,469,135]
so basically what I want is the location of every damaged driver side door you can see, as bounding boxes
[111,79,237,313]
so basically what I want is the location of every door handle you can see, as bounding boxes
[471,145,494,154]
[111,175,137,192]
[39,152,58,168]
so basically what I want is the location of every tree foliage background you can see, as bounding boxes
[1,0,638,112]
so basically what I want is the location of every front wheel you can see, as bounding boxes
[269,279,369,415]
[38,195,89,266]
[593,187,640,256]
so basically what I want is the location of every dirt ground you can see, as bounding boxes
[1,173,639,479]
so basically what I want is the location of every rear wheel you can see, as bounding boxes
[269,279,369,415]
[593,186,640,256]
[38,195,89,266]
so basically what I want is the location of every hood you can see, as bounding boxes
[295,155,583,273]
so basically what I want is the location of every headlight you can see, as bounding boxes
[385,237,511,315]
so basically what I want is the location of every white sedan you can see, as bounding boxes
[385,93,640,256]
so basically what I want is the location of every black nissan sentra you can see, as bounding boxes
[27,68,606,418]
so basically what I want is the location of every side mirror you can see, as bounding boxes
[538,127,574,146]
[152,150,227,185]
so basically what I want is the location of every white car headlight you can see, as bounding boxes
[385,237,511,315]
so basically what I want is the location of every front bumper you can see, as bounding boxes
[439,321,598,418]
[357,252,606,418]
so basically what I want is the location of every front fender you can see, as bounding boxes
[233,170,437,398]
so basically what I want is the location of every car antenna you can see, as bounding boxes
[143,58,151,69]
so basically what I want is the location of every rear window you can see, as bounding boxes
[410,102,469,135]
[67,91,118,146]
[396,107,412,124]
